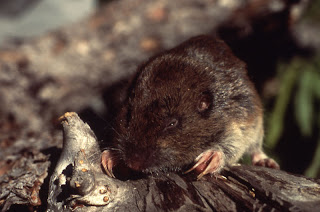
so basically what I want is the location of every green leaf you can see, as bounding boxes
[265,64,299,149]
[294,69,314,136]
[312,70,320,99]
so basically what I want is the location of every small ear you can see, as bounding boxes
[197,92,212,113]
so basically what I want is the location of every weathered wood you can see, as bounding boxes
[47,112,320,212]
[0,151,49,211]
[0,0,318,211]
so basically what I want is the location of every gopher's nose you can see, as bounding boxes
[125,152,148,171]
[127,160,144,171]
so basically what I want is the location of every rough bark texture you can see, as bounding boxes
[0,0,319,211]
[47,112,320,212]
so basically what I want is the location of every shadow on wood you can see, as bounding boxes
[47,112,320,212]
[0,0,319,211]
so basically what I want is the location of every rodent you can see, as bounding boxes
[101,35,279,179]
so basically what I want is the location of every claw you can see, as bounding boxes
[197,151,223,179]
[101,150,116,178]
[185,151,214,173]
[185,149,224,179]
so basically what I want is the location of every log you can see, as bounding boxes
[0,0,318,211]
[47,112,320,212]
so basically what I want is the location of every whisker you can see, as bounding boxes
[87,152,101,162]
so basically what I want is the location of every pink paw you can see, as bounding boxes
[253,158,280,169]
[185,149,224,179]
[252,152,280,169]
[101,150,117,178]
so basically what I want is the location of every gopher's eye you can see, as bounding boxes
[165,118,179,130]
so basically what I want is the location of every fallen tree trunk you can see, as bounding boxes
[47,112,320,212]
[0,0,319,211]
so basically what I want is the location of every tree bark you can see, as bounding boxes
[47,112,320,212]
[0,0,318,211]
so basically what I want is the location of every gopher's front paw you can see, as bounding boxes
[101,150,118,178]
[185,149,225,179]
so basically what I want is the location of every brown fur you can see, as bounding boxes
[105,35,278,176]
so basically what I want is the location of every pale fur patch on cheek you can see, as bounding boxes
[223,118,263,165]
